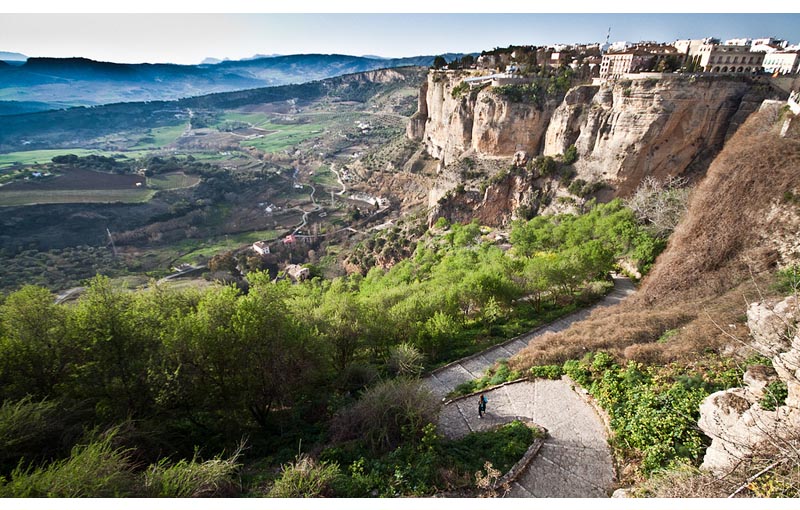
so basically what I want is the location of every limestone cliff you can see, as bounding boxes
[543,76,760,195]
[411,72,774,226]
[411,71,558,166]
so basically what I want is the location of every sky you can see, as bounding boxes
[1,1,799,65]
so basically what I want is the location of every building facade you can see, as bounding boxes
[599,52,654,81]
[762,52,800,75]
[689,43,764,74]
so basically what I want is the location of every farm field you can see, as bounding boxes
[147,172,201,190]
[172,229,282,265]
[240,121,326,153]
[311,164,339,188]
[130,123,187,149]
[0,188,154,207]
[0,149,157,170]
[0,149,102,169]
[1,167,144,191]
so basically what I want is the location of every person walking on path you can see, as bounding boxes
[478,394,488,418]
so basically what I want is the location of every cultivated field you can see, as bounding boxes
[0,149,102,169]
[130,123,187,149]
[1,168,145,191]
[148,172,201,190]
[172,229,281,265]
[0,189,154,207]
[240,121,326,153]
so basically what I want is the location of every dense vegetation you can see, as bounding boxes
[493,67,576,107]
[0,200,663,496]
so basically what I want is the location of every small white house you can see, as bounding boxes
[252,241,271,256]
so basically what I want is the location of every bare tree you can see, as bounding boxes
[626,176,691,238]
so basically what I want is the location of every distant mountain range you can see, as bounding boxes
[0,51,27,63]
[200,54,284,65]
[0,52,470,115]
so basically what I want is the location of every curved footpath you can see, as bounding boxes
[424,275,635,498]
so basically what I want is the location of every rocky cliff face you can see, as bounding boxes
[409,72,557,166]
[698,295,800,475]
[543,76,758,195]
[411,72,772,225]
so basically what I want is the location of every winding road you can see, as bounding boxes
[424,275,636,498]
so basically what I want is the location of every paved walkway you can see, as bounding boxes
[424,275,635,498]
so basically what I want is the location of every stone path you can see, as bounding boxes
[423,275,635,498]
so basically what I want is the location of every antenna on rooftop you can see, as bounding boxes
[606,27,611,45]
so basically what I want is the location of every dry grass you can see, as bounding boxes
[511,270,773,371]
[639,107,800,304]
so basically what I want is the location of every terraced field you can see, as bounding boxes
[0,169,200,206]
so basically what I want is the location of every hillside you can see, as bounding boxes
[512,102,800,367]
[0,54,458,111]
[0,66,427,153]
[508,102,800,492]
[409,71,780,227]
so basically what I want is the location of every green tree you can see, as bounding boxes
[0,286,69,401]
[68,277,158,420]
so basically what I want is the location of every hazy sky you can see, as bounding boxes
[1,11,799,65]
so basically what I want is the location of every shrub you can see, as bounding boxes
[773,265,800,295]
[451,82,470,99]
[565,355,712,474]
[143,449,242,497]
[0,430,136,497]
[387,343,426,378]
[267,454,340,498]
[760,380,788,411]
[528,365,564,380]
[625,175,690,239]
[562,145,578,165]
[533,156,557,177]
[330,378,438,453]
[563,359,592,386]
[338,362,380,393]
[0,397,68,473]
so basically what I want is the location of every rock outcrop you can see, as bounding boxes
[410,71,558,166]
[698,295,800,474]
[543,76,758,195]
[410,72,773,218]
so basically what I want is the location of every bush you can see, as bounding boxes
[0,430,136,497]
[143,449,242,497]
[0,397,69,474]
[387,343,426,378]
[267,454,341,498]
[451,82,470,99]
[528,365,564,380]
[773,265,800,295]
[323,420,537,497]
[441,420,537,475]
[760,380,788,411]
[330,378,438,453]
[564,355,714,474]
[562,145,578,165]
